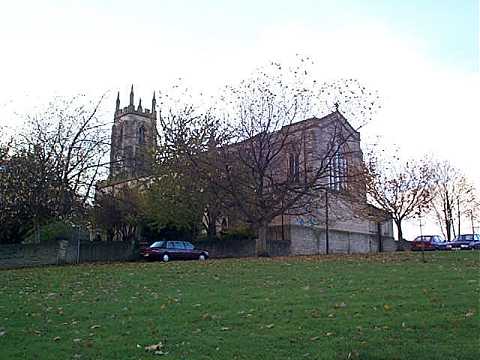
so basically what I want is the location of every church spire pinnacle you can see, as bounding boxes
[151,91,157,120]
[151,91,156,110]
[129,84,134,108]
[137,98,143,112]
[115,91,120,112]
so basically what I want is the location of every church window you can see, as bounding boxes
[138,126,145,145]
[329,151,347,191]
[288,153,300,183]
[119,126,123,146]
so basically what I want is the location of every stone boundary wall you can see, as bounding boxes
[0,241,60,269]
[192,239,292,258]
[193,239,256,258]
[0,240,136,269]
[1,231,398,269]
[288,224,397,255]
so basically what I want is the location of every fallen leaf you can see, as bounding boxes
[90,325,101,329]
[265,323,274,329]
[145,342,163,352]
[53,336,61,341]
[154,350,168,356]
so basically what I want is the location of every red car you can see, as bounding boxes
[141,241,209,262]
[411,235,450,251]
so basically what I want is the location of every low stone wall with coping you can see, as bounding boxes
[0,240,136,269]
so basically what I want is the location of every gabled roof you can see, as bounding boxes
[281,110,360,140]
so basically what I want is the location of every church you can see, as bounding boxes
[98,87,396,255]
[109,85,157,180]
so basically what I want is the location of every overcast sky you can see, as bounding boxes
[0,0,478,237]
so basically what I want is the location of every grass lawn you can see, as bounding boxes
[0,251,478,359]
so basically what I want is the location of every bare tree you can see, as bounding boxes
[18,95,110,218]
[430,161,477,240]
[154,91,230,240]
[94,186,144,242]
[365,150,436,245]
[157,61,380,255]
[465,196,480,235]
[0,96,110,243]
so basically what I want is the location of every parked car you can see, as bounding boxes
[141,240,209,262]
[411,235,450,251]
[450,234,480,250]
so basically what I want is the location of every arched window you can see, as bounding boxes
[138,125,145,145]
[288,152,300,183]
[119,126,124,146]
[310,130,317,149]
[329,151,347,191]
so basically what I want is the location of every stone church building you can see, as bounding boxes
[109,86,157,180]
[101,87,396,254]
[262,113,396,254]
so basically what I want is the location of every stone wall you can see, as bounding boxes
[1,231,398,269]
[193,239,291,258]
[0,241,60,269]
[193,239,256,258]
[288,224,396,255]
[0,240,136,269]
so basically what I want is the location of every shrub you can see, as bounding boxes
[24,221,76,243]
[221,225,256,241]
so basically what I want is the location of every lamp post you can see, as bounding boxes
[418,206,426,263]
[325,188,329,255]
[470,210,475,235]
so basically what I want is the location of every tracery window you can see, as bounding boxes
[288,153,300,183]
[329,151,347,191]
[138,125,145,145]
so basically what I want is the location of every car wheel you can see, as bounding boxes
[198,254,207,261]
[162,254,170,262]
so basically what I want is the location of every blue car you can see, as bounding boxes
[450,234,480,250]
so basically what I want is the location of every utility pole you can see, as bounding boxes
[419,206,426,263]
[325,189,329,255]
[457,197,461,237]
[471,210,475,235]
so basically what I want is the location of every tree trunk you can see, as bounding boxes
[377,222,383,253]
[446,219,452,241]
[256,221,269,257]
[446,196,453,240]
[395,219,404,251]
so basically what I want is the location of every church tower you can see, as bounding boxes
[109,86,157,180]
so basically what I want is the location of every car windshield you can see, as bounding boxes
[414,236,432,242]
[456,235,473,241]
[150,241,165,248]
[184,242,194,250]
